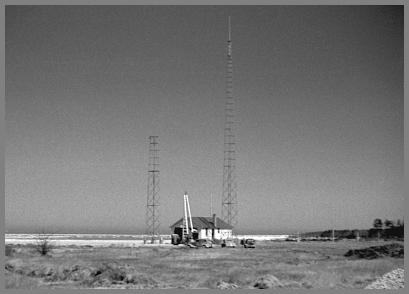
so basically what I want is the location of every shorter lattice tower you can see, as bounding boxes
[146,135,160,243]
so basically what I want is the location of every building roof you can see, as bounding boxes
[170,216,233,230]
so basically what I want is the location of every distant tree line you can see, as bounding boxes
[304,218,404,241]
[319,229,362,239]
[368,218,404,240]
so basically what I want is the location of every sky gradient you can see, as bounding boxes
[5,5,404,234]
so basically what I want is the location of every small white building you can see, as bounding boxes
[170,214,233,241]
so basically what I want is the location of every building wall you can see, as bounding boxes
[215,229,232,239]
[199,229,208,239]
[198,228,232,240]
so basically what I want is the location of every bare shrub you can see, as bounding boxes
[35,233,53,256]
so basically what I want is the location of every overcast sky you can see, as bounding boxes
[5,5,404,234]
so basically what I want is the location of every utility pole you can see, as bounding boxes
[210,193,213,216]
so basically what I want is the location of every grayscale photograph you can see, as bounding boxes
[5,5,404,289]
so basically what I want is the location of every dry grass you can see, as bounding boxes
[5,240,404,289]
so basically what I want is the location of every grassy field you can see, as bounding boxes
[5,240,404,289]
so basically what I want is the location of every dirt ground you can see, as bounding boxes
[5,240,404,289]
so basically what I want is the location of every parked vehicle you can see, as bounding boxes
[221,239,236,248]
[241,238,256,248]
[196,239,213,248]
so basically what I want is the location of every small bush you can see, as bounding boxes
[216,281,239,289]
[301,281,313,289]
[344,243,404,259]
[6,244,15,256]
[253,274,284,289]
[5,259,25,273]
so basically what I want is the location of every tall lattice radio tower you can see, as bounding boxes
[146,135,160,242]
[221,16,238,227]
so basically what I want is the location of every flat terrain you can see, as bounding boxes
[5,240,404,289]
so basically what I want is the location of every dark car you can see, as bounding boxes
[196,239,213,248]
[241,238,255,248]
